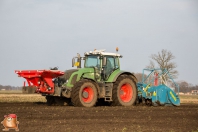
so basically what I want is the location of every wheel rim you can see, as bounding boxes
[120,83,133,102]
[82,87,94,103]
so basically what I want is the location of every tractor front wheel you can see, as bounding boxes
[71,79,98,107]
[111,75,137,106]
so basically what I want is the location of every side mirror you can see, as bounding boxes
[72,56,81,68]
[102,57,107,66]
[77,57,81,68]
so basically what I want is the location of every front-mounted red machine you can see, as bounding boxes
[15,70,64,94]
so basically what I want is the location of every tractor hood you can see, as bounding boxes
[64,67,96,88]
[60,69,79,81]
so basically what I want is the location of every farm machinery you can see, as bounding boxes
[136,68,180,106]
[15,49,138,107]
[15,49,180,107]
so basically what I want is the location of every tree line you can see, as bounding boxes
[0,85,22,90]
[1,81,197,93]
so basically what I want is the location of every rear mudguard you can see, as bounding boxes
[106,70,137,83]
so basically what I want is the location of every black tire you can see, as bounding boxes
[111,75,137,106]
[71,79,98,107]
[46,96,55,106]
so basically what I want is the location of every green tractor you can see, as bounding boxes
[15,49,138,107]
[59,49,137,107]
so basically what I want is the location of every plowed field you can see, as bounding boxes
[0,101,198,132]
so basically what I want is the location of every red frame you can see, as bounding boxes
[15,70,64,94]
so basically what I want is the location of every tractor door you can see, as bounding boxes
[103,56,119,80]
[84,55,102,81]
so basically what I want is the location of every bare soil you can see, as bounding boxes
[0,102,198,132]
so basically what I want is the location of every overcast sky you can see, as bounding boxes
[0,0,198,86]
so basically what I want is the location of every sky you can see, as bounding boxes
[0,0,198,86]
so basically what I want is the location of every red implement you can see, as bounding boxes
[15,70,64,94]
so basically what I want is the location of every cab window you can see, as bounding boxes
[85,55,100,68]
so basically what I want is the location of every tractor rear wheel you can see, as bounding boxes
[71,79,98,107]
[111,75,137,106]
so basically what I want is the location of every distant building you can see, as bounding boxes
[191,90,198,95]
[179,92,184,95]
[1,89,5,90]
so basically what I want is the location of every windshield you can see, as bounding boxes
[85,55,100,68]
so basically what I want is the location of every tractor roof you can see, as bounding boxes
[84,49,122,57]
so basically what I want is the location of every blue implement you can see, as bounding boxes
[137,68,180,106]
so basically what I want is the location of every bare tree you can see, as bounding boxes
[147,49,178,79]
[178,81,189,93]
[147,60,155,69]
[134,73,147,82]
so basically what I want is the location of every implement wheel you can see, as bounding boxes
[71,79,98,107]
[111,75,137,106]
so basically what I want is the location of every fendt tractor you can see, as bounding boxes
[15,48,180,107]
[15,49,138,107]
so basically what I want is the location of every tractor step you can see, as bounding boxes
[104,83,113,101]
[104,97,112,101]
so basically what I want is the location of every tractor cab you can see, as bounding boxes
[72,49,122,81]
